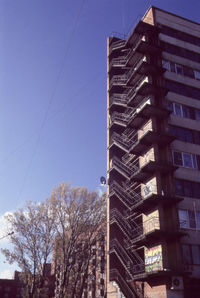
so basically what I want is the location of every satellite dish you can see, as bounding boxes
[100,176,106,185]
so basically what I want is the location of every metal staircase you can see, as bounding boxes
[110,238,145,277]
[110,208,133,238]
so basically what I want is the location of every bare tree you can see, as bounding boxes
[1,183,106,298]
[1,199,57,298]
[51,183,106,298]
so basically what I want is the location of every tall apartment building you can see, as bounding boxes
[107,6,200,298]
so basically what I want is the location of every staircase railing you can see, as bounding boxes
[110,238,145,276]
[110,181,138,207]
[110,156,132,178]
[110,111,129,127]
[110,269,137,298]
[109,93,127,107]
[109,40,126,52]
[110,208,133,237]
[109,74,127,89]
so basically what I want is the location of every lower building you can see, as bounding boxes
[0,277,17,298]
[52,228,106,298]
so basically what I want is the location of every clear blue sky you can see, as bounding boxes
[0,0,199,277]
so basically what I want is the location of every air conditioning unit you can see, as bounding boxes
[171,276,184,290]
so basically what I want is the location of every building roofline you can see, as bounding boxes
[143,5,200,27]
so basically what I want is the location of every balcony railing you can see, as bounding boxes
[110,147,156,181]
[130,216,161,245]
[110,238,145,276]
[110,111,129,128]
[109,269,137,298]
[126,56,147,84]
[127,76,149,105]
[109,74,128,90]
[126,36,146,63]
[109,56,127,69]
[109,39,126,53]
[109,180,139,208]
[110,156,132,178]
[110,132,133,152]
[110,208,133,238]
[109,93,127,108]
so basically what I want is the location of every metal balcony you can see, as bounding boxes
[129,129,174,155]
[127,97,170,128]
[109,74,128,91]
[109,131,134,154]
[131,191,183,213]
[109,56,127,70]
[126,56,164,87]
[129,217,186,247]
[126,56,147,86]
[109,156,131,180]
[109,39,126,54]
[126,37,161,67]
[130,160,177,183]
[109,93,127,112]
[109,111,128,130]
[128,20,159,45]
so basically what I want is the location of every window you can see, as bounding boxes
[162,59,200,82]
[182,244,192,264]
[175,179,200,199]
[175,179,184,196]
[184,180,193,197]
[195,109,200,120]
[167,101,200,120]
[173,151,183,166]
[169,125,200,145]
[183,153,193,168]
[165,80,200,101]
[196,212,200,229]
[182,244,200,265]
[162,59,170,71]
[166,101,173,112]
[174,103,182,116]
[194,70,200,80]
[192,246,200,265]
[194,183,200,199]
[161,42,200,64]
[182,105,191,118]
[185,153,195,168]
[179,210,189,228]
[160,25,200,47]
[173,151,198,169]
[175,63,183,75]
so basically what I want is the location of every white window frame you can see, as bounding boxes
[172,150,197,169]
[162,59,200,82]
[179,209,200,230]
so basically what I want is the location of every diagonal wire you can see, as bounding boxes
[17,0,86,202]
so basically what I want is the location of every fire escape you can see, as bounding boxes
[108,21,184,298]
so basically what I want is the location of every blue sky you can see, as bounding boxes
[0,0,199,277]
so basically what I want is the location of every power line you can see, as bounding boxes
[17,0,86,202]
